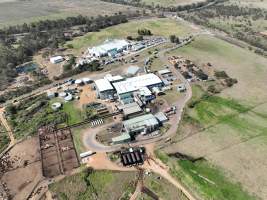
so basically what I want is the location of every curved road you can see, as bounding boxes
[83,40,193,152]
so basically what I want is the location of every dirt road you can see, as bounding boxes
[0,108,15,145]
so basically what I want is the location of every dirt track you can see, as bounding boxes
[0,108,15,145]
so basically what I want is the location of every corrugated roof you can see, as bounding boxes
[104,74,124,82]
[112,132,131,143]
[158,69,171,75]
[122,102,142,116]
[113,73,162,95]
[123,114,158,132]
[127,65,140,75]
[95,79,114,92]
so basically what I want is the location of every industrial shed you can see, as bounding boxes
[94,79,115,100]
[120,148,145,167]
[118,102,143,119]
[123,114,159,135]
[112,132,131,145]
[113,73,163,96]
[88,39,129,57]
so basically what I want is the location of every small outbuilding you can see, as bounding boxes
[51,102,62,111]
[94,79,115,100]
[127,66,140,76]
[112,132,131,145]
[50,56,64,64]
[177,84,186,92]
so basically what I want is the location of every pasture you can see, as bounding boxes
[162,35,267,199]
[0,0,136,27]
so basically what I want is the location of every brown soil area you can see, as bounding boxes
[0,137,43,200]
[78,85,96,108]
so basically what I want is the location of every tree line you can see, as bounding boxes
[100,0,220,12]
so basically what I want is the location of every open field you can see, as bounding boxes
[0,0,136,27]
[141,0,205,6]
[49,169,136,200]
[67,18,194,52]
[72,125,90,155]
[142,172,188,200]
[156,153,257,200]
[161,35,267,199]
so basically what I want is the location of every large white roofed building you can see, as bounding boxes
[88,39,129,57]
[113,73,163,95]
[94,79,115,99]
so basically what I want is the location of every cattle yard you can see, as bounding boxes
[38,126,79,178]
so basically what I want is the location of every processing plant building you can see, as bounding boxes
[88,39,129,57]
[94,73,163,101]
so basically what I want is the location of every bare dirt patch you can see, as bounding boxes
[0,137,42,200]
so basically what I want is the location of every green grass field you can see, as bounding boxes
[155,151,256,200]
[49,169,136,200]
[72,125,89,155]
[161,35,267,199]
[67,18,193,51]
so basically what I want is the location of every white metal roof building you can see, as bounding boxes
[50,56,64,64]
[104,74,124,83]
[123,114,159,135]
[113,73,163,95]
[94,79,115,99]
[88,39,129,57]
[158,69,171,75]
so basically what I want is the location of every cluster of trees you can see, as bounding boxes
[169,35,180,44]
[54,60,101,80]
[101,0,219,12]
[138,28,152,36]
[127,35,144,41]
[179,3,267,52]
[0,13,130,101]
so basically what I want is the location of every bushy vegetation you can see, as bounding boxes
[0,125,10,153]
[5,94,67,138]
[101,0,219,12]
[138,28,152,36]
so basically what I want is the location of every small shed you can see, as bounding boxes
[155,112,168,123]
[51,102,62,111]
[177,84,186,92]
[50,56,64,64]
[112,132,131,145]
[127,66,140,76]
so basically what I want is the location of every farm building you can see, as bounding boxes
[123,114,159,135]
[104,74,125,83]
[88,39,129,57]
[50,56,64,64]
[113,73,163,97]
[120,148,145,167]
[118,102,143,119]
[158,69,172,76]
[126,65,140,76]
[112,132,131,145]
[94,79,115,100]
